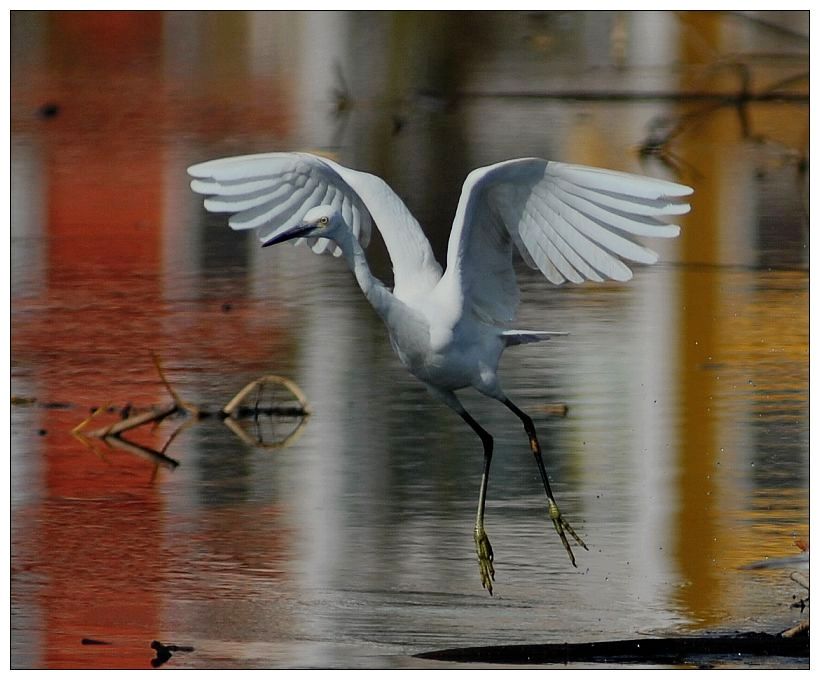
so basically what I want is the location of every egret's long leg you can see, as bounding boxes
[427,387,498,593]
[455,407,496,594]
[502,398,588,566]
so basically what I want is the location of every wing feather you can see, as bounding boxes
[190,176,288,197]
[439,158,691,323]
[547,182,681,238]
[552,176,690,217]
[230,175,321,232]
[547,161,693,200]
[523,210,580,284]
[188,152,440,296]
[529,192,630,281]
[538,187,660,264]
[203,182,292,213]
[521,203,598,284]
[517,211,565,284]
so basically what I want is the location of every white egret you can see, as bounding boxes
[188,152,692,594]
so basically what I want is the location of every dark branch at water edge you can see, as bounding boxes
[416,630,808,666]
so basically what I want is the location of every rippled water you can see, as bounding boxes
[11,10,808,669]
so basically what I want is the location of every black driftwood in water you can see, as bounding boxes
[416,631,808,665]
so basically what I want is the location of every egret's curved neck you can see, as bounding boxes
[337,229,395,322]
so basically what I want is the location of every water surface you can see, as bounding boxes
[10,10,809,669]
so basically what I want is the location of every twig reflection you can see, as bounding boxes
[71,355,311,470]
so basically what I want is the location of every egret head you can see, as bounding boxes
[262,205,344,247]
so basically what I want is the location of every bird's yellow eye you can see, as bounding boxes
[318,216,329,227]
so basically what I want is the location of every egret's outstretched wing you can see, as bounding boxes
[188,152,442,296]
[440,158,693,323]
[188,152,371,258]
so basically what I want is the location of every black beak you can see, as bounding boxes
[262,224,314,248]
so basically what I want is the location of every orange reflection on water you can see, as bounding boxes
[670,12,808,625]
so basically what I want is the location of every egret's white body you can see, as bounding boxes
[189,152,692,593]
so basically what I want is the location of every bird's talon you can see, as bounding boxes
[474,527,495,594]
[547,499,586,566]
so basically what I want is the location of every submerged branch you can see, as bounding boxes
[221,374,311,418]
[71,356,311,462]
[85,403,180,438]
[152,352,199,415]
[101,434,180,470]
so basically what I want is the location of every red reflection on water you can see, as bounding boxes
[16,433,168,668]
[14,13,168,667]
[12,12,294,668]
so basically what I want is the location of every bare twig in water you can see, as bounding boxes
[221,374,311,417]
[72,356,311,462]
[790,571,809,591]
[539,403,569,417]
[151,352,199,416]
[71,403,110,435]
[219,374,311,449]
[781,620,809,639]
[85,403,180,439]
[789,570,809,612]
